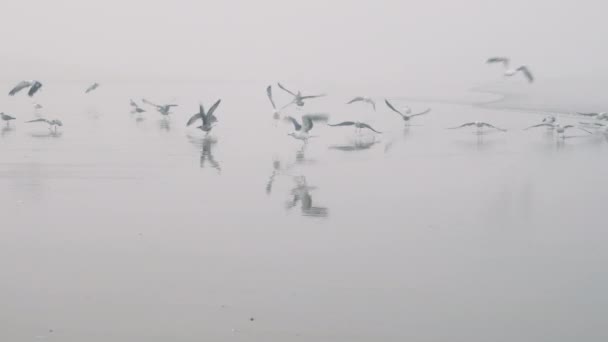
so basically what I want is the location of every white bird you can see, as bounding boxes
[525,123,591,137]
[577,112,608,121]
[347,97,376,111]
[285,114,328,142]
[142,99,178,115]
[85,83,100,93]
[187,99,221,134]
[486,57,534,83]
[278,83,326,109]
[1,113,16,126]
[266,85,280,119]
[26,118,63,132]
[9,80,43,96]
[385,99,431,124]
[328,121,382,134]
[449,121,506,133]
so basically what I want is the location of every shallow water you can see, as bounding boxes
[1,81,608,341]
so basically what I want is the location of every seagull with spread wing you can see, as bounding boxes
[285,113,329,143]
[278,83,326,109]
[187,99,221,134]
[26,118,63,132]
[486,57,534,83]
[385,99,431,124]
[9,80,43,97]
[525,122,591,137]
[449,121,506,133]
[328,121,382,134]
[347,96,376,111]
[142,98,178,115]
[1,113,16,126]
[85,83,100,94]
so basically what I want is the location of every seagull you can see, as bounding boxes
[9,80,43,97]
[285,176,328,218]
[187,99,221,134]
[347,97,376,111]
[85,83,100,93]
[486,57,534,83]
[1,113,16,126]
[449,121,506,133]
[328,121,382,134]
[577,112,608,120]
[285,114,328,142]
[130,99,146,114]
[385,99,431,124]
[26,118,63,132]
[525,123,591,137]
[278,83,326,108]
[142,99,178,115]
[266,85,280,119]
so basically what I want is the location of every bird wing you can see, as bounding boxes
[286,116,302,131]
[85,83,98,93]
[360,123,382,133]
[409,108,431,117]
[328,121,356,127]
[26,118,49,124]
[576,112,598,117]
[301,116,314,133]
[448,122,476,129]
[27,81,42,97]
[187,105,204,126]
[165,104,179,108]
[142,98,160,108]
[266,85,277,110]
[347,97,365,104]
[517,66,534,83]
[486,57,509,67]
[481,122,506,131]
[9,80,33,96]
[384,99,405,117]
[303,113,330,122]
[524,123,553,130]
[300,93,326,100]
[277,83,297,96]
[206,99,221,123]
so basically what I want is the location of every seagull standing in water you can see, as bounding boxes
[486,57,534,83]
[278,83,326,109]
[26,118,63,132]
[142,99,178,115]
[85,83,100,93]
[385,99,431,125]
[285,114,328,143]
[449,121,506,133]
[266,85,280,119]
[9,80,43,96]
[328,121,382,134]
[525,123,591,137]
[187,99,221,134]
[347,97,376,111]
[1,113,16,126]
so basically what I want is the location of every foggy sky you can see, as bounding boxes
[2,0,606,82]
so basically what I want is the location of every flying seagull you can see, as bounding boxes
[9,80,43,97]
[347,97,376,111]
[26,118,63,132]
[525,123,591,137]
[385,99,431,124]
[1,113,16,126]
[285,113,329,142]
[130,99,146,114]
[278,83,326,108]
[486,57,534,83]
[266,85,280,119]
[449,121,506,133]
[576,112,608,120]
[187,99,221,134]
[328,121,382,134]
[142,99,178,115]
[85,83,100,93]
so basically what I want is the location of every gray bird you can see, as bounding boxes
[9,80,43,97]
[26,118,63,132]
[525,123,591,137]
[285,113,329,142]
[385,99,431,124]
[486,57,534,83]
[266,85,280,119]
[328,121,382,134]
[1,113,16,126]
[278,83,326,108]
[347,96,376,111]
[85,83,100,93]
[449,121,506,133]
[142,98,178,115]
[187,99,221,134]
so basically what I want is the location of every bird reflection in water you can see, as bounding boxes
[329,136,380,152]
[29,131,63,139]
[1,125,15,138]
[158,118,171,131]
[187,135,221,173]
[285,176,328,218]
